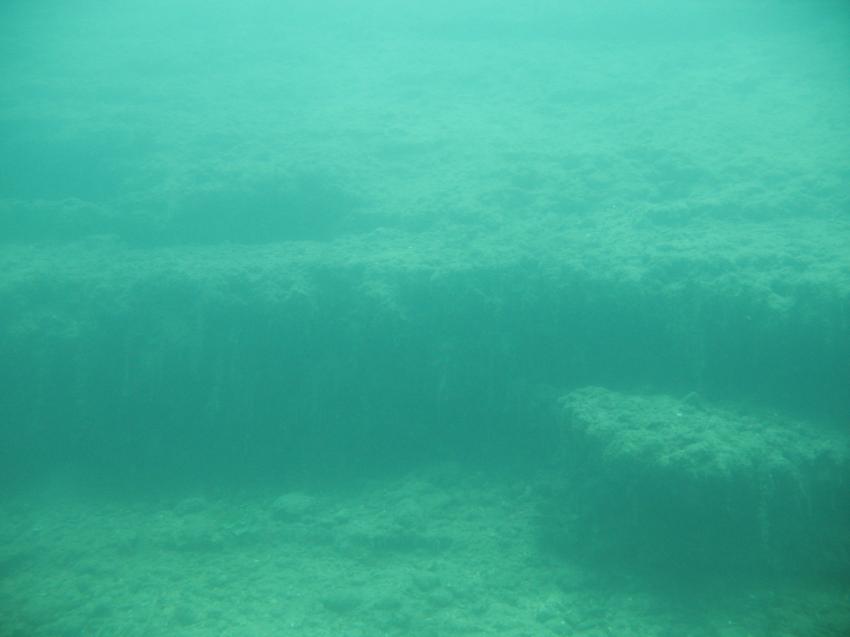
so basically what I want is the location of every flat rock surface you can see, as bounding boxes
[560,386,850,482]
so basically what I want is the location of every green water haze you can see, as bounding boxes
[1,1,849,635]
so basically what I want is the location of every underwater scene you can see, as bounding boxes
[1,1,849,635]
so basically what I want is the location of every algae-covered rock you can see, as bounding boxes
[561,386,848,486]
[549,386,850,576]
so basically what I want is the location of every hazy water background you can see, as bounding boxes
[1,1,849,635]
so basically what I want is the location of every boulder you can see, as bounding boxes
[548,386,850,577]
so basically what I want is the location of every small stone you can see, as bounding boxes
[270,492,316,522]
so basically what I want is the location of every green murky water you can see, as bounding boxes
[1,1,849,635]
